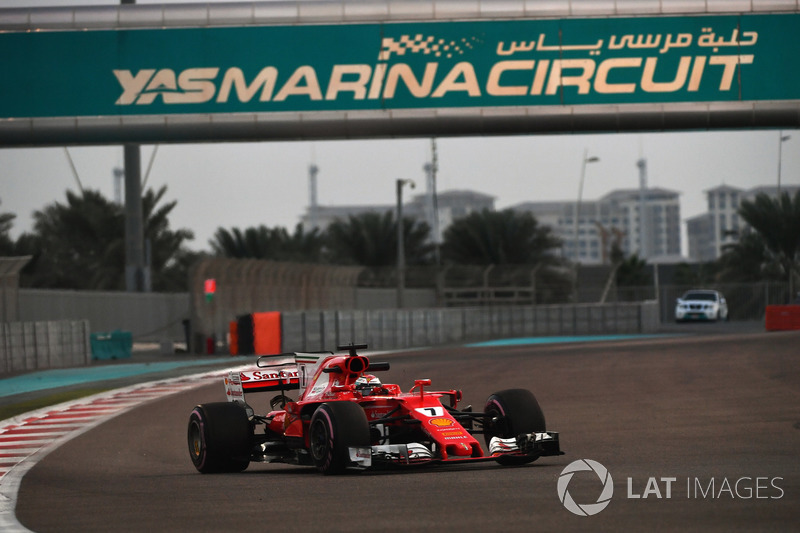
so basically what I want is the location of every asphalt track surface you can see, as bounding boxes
[15,330,800,532]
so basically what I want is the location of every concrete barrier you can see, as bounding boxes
[279,301,657,353]
[0,320,91,374]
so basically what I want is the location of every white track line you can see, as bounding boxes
[0,364,250,533]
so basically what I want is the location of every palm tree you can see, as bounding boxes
[441,209,561,265]
[737,191,800,295]
[440,209,569,302]
[25,189,123,289]
[210,225,287,259]
[210,223,325,262]
[0,202,16,256]
[281,223,326,263]
[22,187,194,291]
[142,186,197,291]
[325,211,432,267]
[716,229,784,283]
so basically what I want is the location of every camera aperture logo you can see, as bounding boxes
[558,459,614,516]
[557,459,786,516]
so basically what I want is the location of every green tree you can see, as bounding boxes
[281,224,326,263]
[25,189,122,289]
[615,253,651,287]
[325,211,432,267]
[210,225,281,259]
[441,209,561,265]
[716,229,784,283]
[142,186,197,291]
[735,191,800,293]
[210,223,325,262]
[22,186,194,291]
[0,202,16,256]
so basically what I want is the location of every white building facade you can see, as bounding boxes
[512,187,682,265]
[687,184,800,261]
[299,189,495,237]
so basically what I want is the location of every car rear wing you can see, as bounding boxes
[224,353,333,404]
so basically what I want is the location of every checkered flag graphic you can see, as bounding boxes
[379,34,478,60]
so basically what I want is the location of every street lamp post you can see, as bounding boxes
[573,150,600,262]
[572,149,599,302]
[396,178,415,308]
[778,131,791,193]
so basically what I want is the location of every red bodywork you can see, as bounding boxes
[221,347,561,468]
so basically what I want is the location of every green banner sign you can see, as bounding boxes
[1,13,798,119]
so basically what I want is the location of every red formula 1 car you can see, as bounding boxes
[188,344,562,474]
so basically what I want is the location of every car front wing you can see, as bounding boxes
[347,431,563,468]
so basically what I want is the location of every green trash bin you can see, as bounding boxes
[91,330,133,360]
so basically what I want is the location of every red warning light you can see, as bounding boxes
[204,279,216,302]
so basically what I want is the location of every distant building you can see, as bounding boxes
[299,189,495,237]
[687,184,800,261]
[686,213,716,262]
[300,204,392,233]
[511,187,681,265]
[407,189,495,242]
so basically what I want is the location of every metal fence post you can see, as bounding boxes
[461,307,467,343]
[572,304,577,335]
[637,303,643,333]
[301,311,307,352]
[407,309,413,348]
[378,311,384,350]
[319,311,325,351]
[334,310,340,347]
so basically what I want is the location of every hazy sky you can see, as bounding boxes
[2,1,799,255]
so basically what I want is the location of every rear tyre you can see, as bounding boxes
[483,389,546,466]
[309,402,370,475]
[188,402,251,473]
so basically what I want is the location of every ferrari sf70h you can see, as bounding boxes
[188,344,562,474]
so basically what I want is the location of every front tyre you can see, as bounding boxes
[309,402,370,475]
[484,389,546,466]
[188,402,251,473]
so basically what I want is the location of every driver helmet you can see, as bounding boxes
[354,375,382,395]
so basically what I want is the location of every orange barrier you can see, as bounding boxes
[229,321,238,356]
[765,305,800,331]
[253,311,282,354]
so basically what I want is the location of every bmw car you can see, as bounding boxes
[675,290,728,322]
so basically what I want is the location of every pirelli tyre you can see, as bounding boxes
[483,388,546,466]
[309,402,370,475]
[188,402,252,473]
